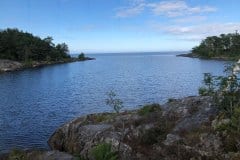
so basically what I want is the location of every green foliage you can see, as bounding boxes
[198,87,209,96]
[198,73,215,96]
[74,154,87,160]
[168,98,176,103]
[217,107,240,132]
[230,107,240,132]
[9,149,27,160]
[138,103,161,116]
[199,63,240,152]
[78,53,85,60]
[105,90,123,114]
[90,143,118,160]
[222,134,239,152]
[199,66,240,117]
[192,32,240,59]
[92,114,114,123]
[138,115,175,145]
[0,28,70,62]
[140,126,167,145]
[23,59,33,67]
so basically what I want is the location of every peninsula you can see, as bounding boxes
[0,28,94,73]
[178,32,240,61]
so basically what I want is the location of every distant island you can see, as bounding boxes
[0,28,94,72]
[178,32,240,61]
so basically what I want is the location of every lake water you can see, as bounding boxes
[0,52,228,152]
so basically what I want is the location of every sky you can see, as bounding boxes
[0,0,240,53]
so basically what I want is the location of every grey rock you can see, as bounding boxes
[48,96,223,159]
[164,134,181,145]
[0,59,23,72]
[27,150,76,160]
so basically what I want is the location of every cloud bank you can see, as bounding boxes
[152,22,240,41]
[115,0,240,42]
[116,0,217,18]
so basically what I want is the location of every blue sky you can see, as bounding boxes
[0,0,240,53]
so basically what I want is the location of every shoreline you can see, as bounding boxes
[177,53,236,61]
[0,57,95,74]
[1,95,240,159]
[0,96,220,159]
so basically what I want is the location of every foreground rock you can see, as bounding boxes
[2,96,238,159]
[0,150,76,160]
[48,96,240,160]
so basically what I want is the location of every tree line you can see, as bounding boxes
[192,31,240,59]
[0,28,71,62]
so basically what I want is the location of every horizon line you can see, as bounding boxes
[70,50,190,54]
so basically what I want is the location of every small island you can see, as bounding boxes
[0,28,94,73]
[178,32,240,61]
[78,52,95,61]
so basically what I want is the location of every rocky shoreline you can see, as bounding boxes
[0,57,95,73]
[2,95,240,160]
[47,96,222,160]
[177,53,235,61]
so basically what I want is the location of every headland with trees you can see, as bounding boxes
[179,31,240,61]
[0,28,94,72]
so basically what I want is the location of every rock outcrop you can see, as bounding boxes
[0,150,76,160]
[48,96,234,160]
[3,96,239,159]
[0,57,95,73]
[0,59,23,72]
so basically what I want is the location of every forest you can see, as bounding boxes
[0,28,70,62]
[192,32,240,60]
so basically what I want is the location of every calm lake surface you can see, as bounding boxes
[0,52,228,152]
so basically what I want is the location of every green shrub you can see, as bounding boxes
[214,109,240,153]
[230,107,240,131]
[9,149,27,160]
[23,59,33,67]
[222,133,240,152]
[216,107,240,132]
[140,128,158,145]
[167,98,176,103]
[92,114,114,123]
[78,53,85,60]
[140,126,166,145]
[74,154,87,160]
[105,90,123,114]
[198,87,209,96]
[90,143,118,160]
[199,65,240,117]
[138,104,161,116]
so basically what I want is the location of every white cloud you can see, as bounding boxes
[172,16,207,23]
[147,1,187,17]
[115,0,239,43]
[147,1,216,17]
[129,0,145,5]
[115,3,145,18]
[152,22,240,41]
[115,0,217,18]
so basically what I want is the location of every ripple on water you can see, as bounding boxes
[0,53,227,152]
